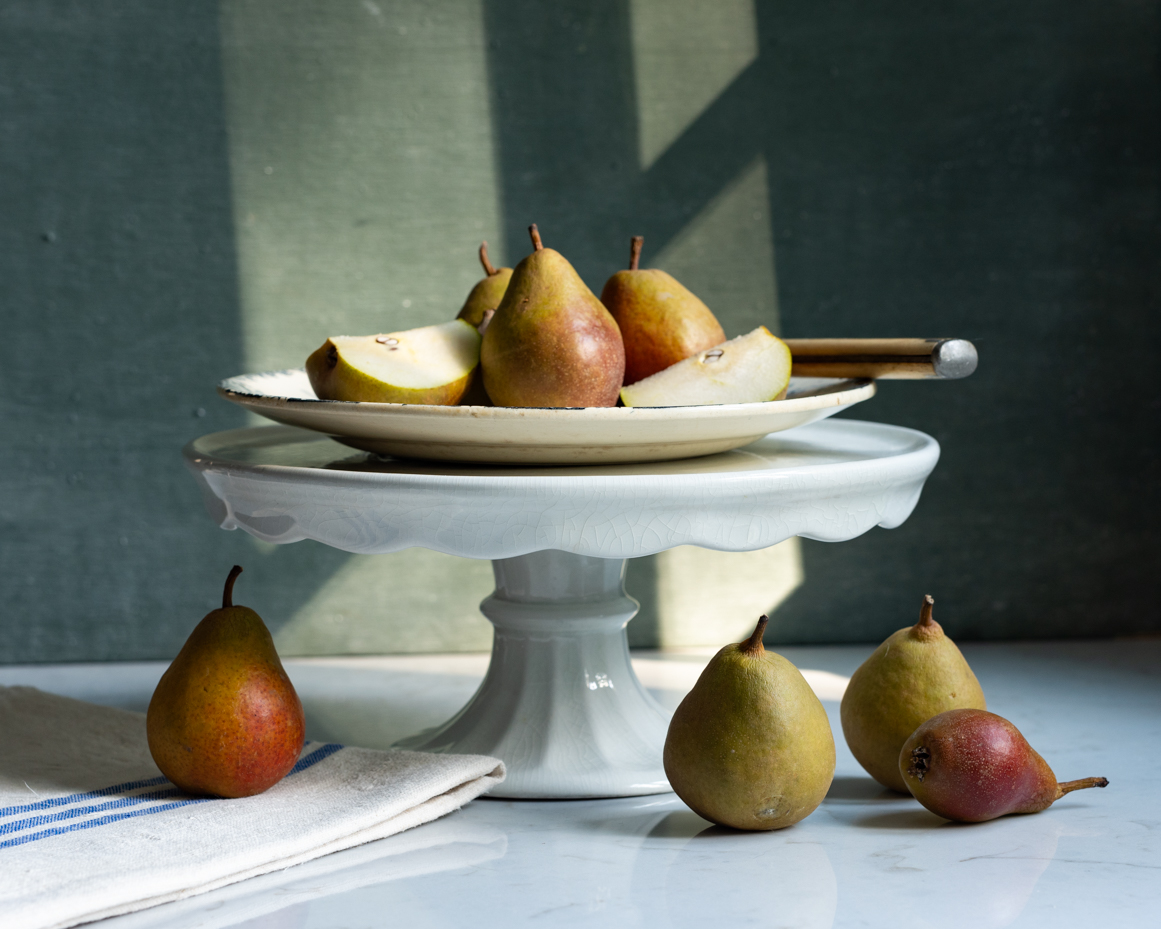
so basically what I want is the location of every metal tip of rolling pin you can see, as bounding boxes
[931,339,978,379]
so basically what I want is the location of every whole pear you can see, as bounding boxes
[147,566,305,798]
[481,225,625,407]
[456,242,512,328]
[840,595,986,793]
[901,709,1108,822]
[664,616,836,831]
[601,236,726,385]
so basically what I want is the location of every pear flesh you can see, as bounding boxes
[619,326,792,407]
[664,616,836,831]
[306,319,481,405]
[147,566,305,798]
[840,595,986,793]
[901,709,1108,822]
[600,236,726,385]
[481,225,625,408]
[457,241,512,328]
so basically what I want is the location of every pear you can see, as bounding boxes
[901,709,1108,822]
[840,595,986,793]
[664,616,836,831]
[147,566,305,798]
[306,319,481,405]
[456,241,512,328]
[481,225,625,407]
[600,235,726,385]
[619,326,791,407]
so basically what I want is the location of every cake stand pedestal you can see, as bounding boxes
[184,418,939,798]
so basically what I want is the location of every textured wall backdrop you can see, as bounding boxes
[1,0,1158,663]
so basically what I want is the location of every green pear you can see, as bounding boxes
[456,242,512,328]
[147,566,305,798]
[664,616,836,831]
[481,225,625,407]
[841,595,986,793]
[619,326,792,407]
[306,319,481,405]
[600,236,726,385]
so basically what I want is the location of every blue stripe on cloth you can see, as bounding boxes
[0,800,211,849]
[0,788,184,836]
[0,776,170,818]
[0,743,344,850]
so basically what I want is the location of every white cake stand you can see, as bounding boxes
[184,418,939,799]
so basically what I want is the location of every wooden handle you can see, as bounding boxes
[784,338,978,380]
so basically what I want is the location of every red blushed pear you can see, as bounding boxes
[601,235,726,385]
[147,566,305,798]
[900,708,1107,823]
[481,225,625,408]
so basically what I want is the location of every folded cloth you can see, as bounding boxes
[0,685,505,929]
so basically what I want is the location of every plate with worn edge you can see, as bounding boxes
[217,369,876,465]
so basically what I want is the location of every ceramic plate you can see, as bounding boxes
[217,370,875,465]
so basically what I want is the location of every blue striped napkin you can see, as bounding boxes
[0,685,504,929]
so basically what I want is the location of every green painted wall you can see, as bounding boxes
[1,0,1157,663]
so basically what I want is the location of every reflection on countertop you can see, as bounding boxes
[2,639,1157,929]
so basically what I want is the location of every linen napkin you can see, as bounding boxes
[0,685,505,929]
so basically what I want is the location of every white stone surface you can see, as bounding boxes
[181,419,939,798]
[2,641,1155,929]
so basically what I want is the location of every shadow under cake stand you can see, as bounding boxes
[184,418,939,799]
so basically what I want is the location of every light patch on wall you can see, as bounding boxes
[630,0,758,169]
[219,0,503,373]
[653,155,779,338]
[652,541,803,648]
[640,153,791,647]
[274,550,496,656]
[219,0,505,655]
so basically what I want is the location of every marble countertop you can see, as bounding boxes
[3,639,1157,928]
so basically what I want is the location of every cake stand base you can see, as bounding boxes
[394,550,672,799]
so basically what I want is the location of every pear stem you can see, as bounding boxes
[741,615,768,655]
[479,241,498,276]
[629,235,643,271]
[1057,777,1109,797]
[529,224,543,251]
[223,565,243,609]
[918,594,935,628]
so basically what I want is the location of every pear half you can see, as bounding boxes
[619,326,792,407]
[306,319,481,405]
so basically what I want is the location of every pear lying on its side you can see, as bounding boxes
[619,326,791,407]
[600,235,726,385]
[147,566,305,798]
[901,709,1108,822]
[306,319,481,405]
[456,241,512,328]
[664,616,835,831]
[840,595,986,793]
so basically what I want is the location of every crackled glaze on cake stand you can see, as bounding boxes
[184,418,939,798]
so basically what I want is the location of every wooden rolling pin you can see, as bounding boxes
[784,338,978,380]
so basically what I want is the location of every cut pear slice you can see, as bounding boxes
[305,319,481,405]
[619,326,792,407]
